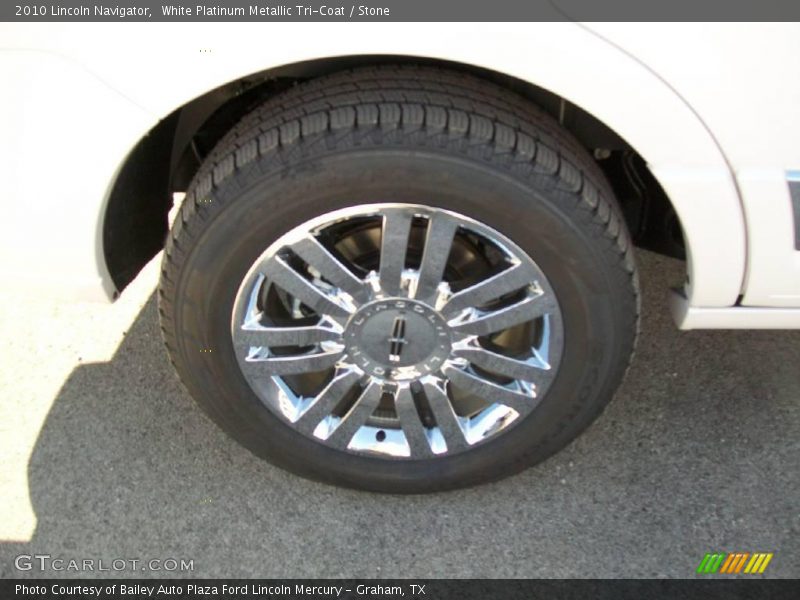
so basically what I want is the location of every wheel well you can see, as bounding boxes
[102,55,685,294]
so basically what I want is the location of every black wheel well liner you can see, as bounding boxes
[102,55,681,295]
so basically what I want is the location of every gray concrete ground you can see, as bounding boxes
[0,250,798,578]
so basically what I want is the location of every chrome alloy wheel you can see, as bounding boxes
[231,204,564,459]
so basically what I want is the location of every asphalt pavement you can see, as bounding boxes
[1,250,798,578]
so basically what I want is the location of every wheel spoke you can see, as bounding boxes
[442,363,536,413]
[261,256,353,319]
[379,210,413,296]
[414,213,458,303]
[442,263,534,316]
[394,386,433,457]
[451,344,553,386]
[236,322,342,347]
[294,368,361,434]
[325,380,382,449]
[450,293,555,337]
[422,377,469,452]
[291,235,370,303]
[241,347,344,376]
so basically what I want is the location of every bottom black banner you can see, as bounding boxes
[2,579,799,600]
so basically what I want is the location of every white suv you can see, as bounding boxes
[1,23,798,491]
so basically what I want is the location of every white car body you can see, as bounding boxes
[1,22,798,328]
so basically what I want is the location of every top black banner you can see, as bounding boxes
[4,0,800,22]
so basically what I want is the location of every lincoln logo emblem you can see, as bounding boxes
[388,315,408,362]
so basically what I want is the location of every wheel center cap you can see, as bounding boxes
[343,298,451,381]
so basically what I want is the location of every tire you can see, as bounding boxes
[159,66,639,493]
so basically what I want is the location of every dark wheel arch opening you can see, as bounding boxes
[102,56,683,297]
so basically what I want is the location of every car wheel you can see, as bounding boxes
[159,66,639,493]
